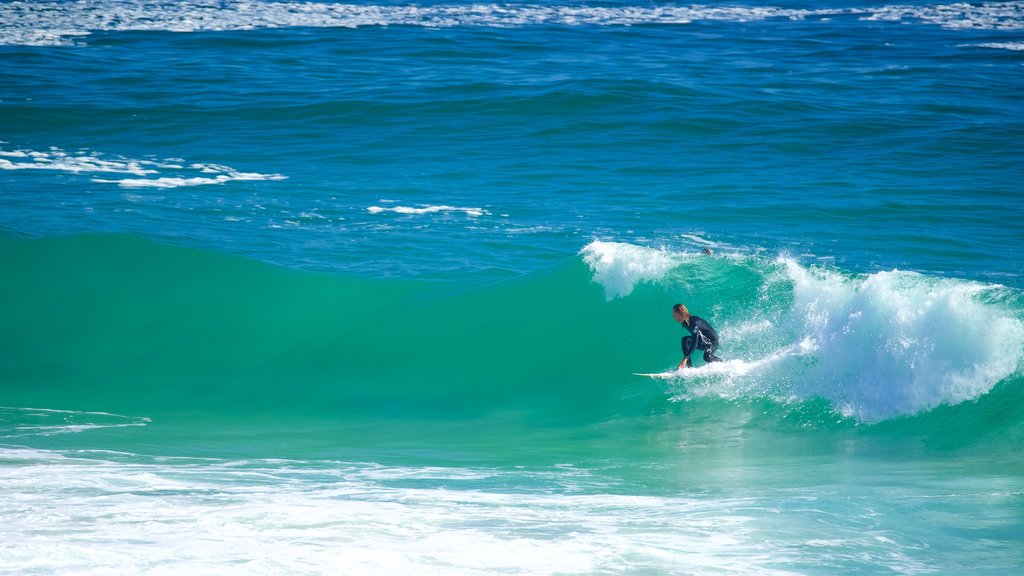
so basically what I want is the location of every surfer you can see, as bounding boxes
[672,303,722,368]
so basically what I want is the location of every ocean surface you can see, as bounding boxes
[2,1,1023,574]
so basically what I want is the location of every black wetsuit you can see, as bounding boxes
[681,315,722,364]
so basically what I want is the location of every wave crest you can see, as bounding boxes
[780,258,1024,421]
[584,241,1024,421]
[580,240,680,299]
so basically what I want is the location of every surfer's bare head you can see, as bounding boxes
[672,303,690,324]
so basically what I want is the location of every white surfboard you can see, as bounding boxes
[633,351,797,380]
[632,371,681,379]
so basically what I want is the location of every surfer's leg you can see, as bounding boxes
[681,336,696,357]
[702,340,722,363]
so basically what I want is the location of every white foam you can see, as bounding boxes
[367,205,489,217]
[95,172,287,188]
[0,406,140,418]
[0,148,158,176]
[0,407,150,439]
[679,233,720,248]
[864,3,1024,30]
[504,225,555,235]
[2,1,1022,46]
[970,41,1024,50]
[775,258,1023,421]
[0,448,917,575]
[0,144,286,188]
[580,240,680,299]
[591,242,1023,420]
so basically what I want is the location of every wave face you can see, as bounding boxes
[2,235,1021,454]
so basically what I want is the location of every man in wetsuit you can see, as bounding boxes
[672,303,722,369]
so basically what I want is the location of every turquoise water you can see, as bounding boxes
[2,2,1023,574]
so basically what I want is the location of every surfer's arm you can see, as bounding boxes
[679,333,697,369]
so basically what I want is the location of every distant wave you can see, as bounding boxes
[2,1,1022,46]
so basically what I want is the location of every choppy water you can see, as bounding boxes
[2,1,1023,574]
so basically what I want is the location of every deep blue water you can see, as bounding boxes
[2,1,1022,281]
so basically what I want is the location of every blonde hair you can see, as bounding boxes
[673,303,690,323]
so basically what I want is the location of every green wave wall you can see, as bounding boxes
[1,234,674,417]
[2,234,1022,460]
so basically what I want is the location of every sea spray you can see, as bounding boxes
[780,260,1024,420]
[582,241,1024,421]
[580,240,680,299]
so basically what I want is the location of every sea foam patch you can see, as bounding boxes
[368,205,489,217]
[0,145,286,188]
[1,1,1022,46]
[864,3,1024,30]
[0,407,151,439]
[0,146,160,176]
[970,41,1024,50]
